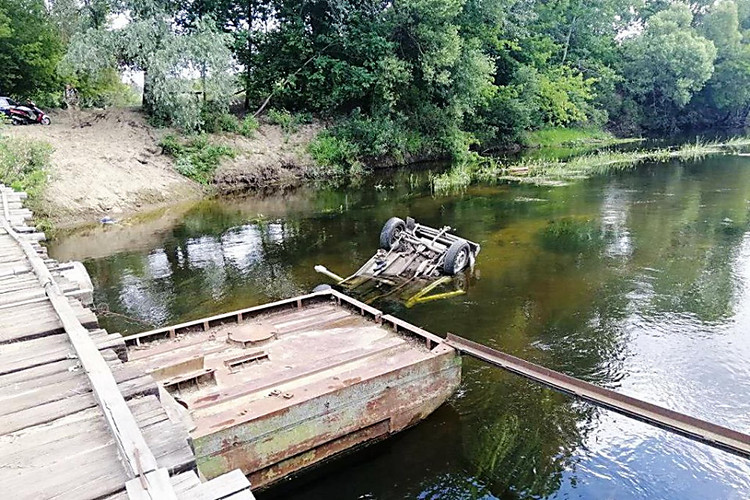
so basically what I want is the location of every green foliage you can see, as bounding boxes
[201,110,239,134]
[238,116,259,137]
[0,0,64,103]
[15,0,750,161]
[199,111,258,137]
[159,134,235,184]
[69,68,140,108]
[620,3,717,131]
[266,109,310,135]
[540,217,602,253]
[64,10,236,131]
[0,136,52,200]
[308,133,362,174]
[535,67,596,126]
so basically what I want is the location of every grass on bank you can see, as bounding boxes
[431,137,750,193]
[524,126,641,148]
[0,136,52,199]
[267,108,312,136]
[160,134,235,184]
[0,132,54,233]
[201,111,259,138]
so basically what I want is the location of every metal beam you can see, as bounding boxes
[445,333,750,459]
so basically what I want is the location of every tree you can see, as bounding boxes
[690,0,750,126]
[621,3,717,131]
[0,0,64,102]
[63,1,236,130]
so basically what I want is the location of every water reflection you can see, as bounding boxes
[48,157,750,499]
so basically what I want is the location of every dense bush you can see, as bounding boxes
[308,133,362,174]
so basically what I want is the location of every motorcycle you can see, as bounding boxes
[9,101,51,126]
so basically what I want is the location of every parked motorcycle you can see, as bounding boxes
[9,101,51,126]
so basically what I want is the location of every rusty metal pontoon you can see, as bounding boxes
[315,217,481,305]
[123,289,461,490]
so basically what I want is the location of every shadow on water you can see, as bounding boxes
[48,155,750,499]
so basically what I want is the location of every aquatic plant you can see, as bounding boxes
[539,217,603,253]
[525,126,641,148]
[431,137,750,191]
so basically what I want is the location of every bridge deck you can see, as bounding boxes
[0,185,255,500]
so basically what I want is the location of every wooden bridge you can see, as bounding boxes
[0,185,256,499]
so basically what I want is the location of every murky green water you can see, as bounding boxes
[50,156,750,499]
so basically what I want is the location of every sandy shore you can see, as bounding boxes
[7,107,321,229]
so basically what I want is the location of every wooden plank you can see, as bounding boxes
[125,469,179,500]
[0,440,127,500]
[0,373,158,435]
[0,397,169,464]
[0,358,80,388]
[0,298,99,344]
[170,471,202,493]
[0,438,130,500]
[0,363,151,417]
[0,408,114,467]
[141,418,196,473]
[180,470,254,500]
[0,331,127,375]
[0,187,257,500]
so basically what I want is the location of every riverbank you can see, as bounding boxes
[5,108,201,228]
[2,108,641,230]
[5,108,323,229]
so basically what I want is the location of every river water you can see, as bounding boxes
[49,155,750,499]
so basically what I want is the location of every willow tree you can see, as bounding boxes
[63,0,235,130]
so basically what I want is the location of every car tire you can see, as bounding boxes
[379,217,406,250]
[443,240,471,275]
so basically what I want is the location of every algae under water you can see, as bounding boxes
[49,155,750,499]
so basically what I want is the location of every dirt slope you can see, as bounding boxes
[8,108,200,227]
[7,107,325,228]
[212,121,323,193]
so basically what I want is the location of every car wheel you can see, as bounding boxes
[443,240,470,275]
[379,217,406,250]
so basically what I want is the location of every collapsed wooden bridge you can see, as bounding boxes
[0,185,255,499]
